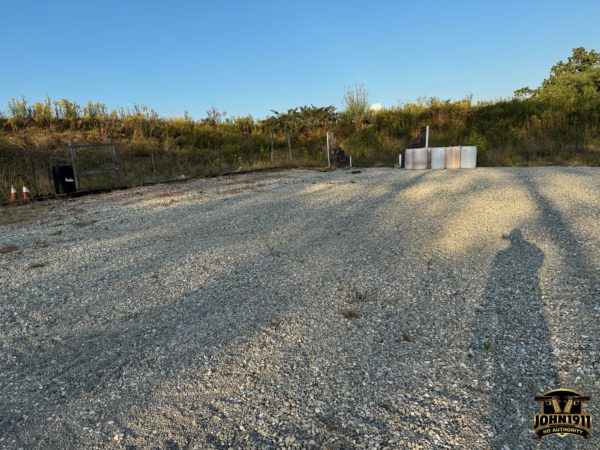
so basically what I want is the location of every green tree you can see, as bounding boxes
[545,47,600,82]
[516,47,600,99]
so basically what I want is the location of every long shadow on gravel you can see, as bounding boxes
[470,228,557,448]
[1,172,430,449]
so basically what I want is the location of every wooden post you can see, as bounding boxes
[109,138,118,172]
[68,140,79,190]
[326,132,331,169]
[287,133,292,161]
[151,152,156,176]
[270,132,275,162]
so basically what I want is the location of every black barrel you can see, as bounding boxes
[52,166,76,194]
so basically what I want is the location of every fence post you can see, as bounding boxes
[326,132,331,169]
[109,138,119,188]
[110,138,117,170]
[29,148,38,197]
[270,132,275,162]
[68,140,80,190]
[45,147,51,185]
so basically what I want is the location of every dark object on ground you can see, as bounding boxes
[351,170,362,174]
[327,133,351,169]
[52,166,76,194]
[331,148,351,169]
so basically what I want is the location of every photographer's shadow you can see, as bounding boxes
[470,229,557,447]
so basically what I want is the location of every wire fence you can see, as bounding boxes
[0,143,327,203]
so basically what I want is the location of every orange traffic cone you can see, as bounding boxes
[10,185,17,202]
[22,186,30,202]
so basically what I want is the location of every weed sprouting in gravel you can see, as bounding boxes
[265,243,282,257]
[150,272,160,284]
[164,438,182,450]
[345,282,368,303]
[318,413,340,432]
[341,309,360,320]
[267,319,281,329]
[483,341,493,353]
[399,332,413,343]
[154,191,183,199]
[28,261,47,269]
[0,244,19,254]
[73,220,96,228]
[350,287,367,303]
[50,229,63,236]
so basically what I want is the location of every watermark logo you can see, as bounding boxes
[533,389,592,439]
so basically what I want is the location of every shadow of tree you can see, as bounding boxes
[1,171,430,448]
[518,173,600,449]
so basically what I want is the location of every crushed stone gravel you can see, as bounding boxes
[1,167,599,449]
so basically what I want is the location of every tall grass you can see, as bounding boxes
[1,62,599,202]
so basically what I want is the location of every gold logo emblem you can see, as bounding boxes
[533,389,592,439]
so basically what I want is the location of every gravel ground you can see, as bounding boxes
[1,167,599,449]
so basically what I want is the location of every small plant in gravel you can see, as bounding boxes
[349,285,367,303]
[0,244,19,254]
[28,261,47,269]
[154,191,183,199]
[399,332,412,343]
[483,341,493,353]
[318,413,340,432]
[340,309,360,320]
[265,243,282,257]
[267,319,281,329]
[73,220,96,228]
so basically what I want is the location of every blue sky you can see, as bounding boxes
[2,0,599,119]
